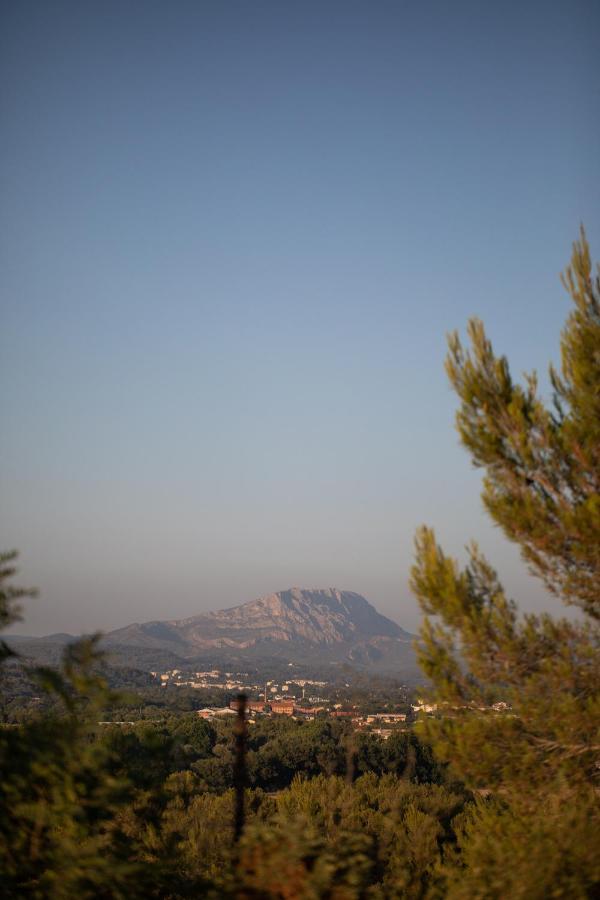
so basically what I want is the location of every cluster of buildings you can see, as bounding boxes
[411,699,511,715]
[153,668,412,734]
[194,700,409,733]
[197,700,322,721]
[152,669,256,692]
[152,669,329,703]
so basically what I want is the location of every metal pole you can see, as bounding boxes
[233,692,247,843]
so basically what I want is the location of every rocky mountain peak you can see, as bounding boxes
[102,587,415,674]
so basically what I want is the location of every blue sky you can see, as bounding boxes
[2,0,599,634]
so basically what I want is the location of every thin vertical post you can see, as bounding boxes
[233,692,247,843]
[346,730,357,784]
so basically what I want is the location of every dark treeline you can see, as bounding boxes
[0,660,232,723]
[102,714,443,794]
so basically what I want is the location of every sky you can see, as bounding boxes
[1,0,599,636]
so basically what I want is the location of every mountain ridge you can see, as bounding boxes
[6,589,419,676]
[101,587,417,674]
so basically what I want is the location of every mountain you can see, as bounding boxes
[102,588,418,675]
[3,632,79,667]
[4,633,76,644]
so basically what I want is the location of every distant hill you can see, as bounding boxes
[4,589,419,677]
[3,632,79,667]
[102,588,418,676]
[5,632,76,645]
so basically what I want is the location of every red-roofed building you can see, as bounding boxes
[270,700,295,716]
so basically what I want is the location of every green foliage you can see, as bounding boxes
[0,556,211,898]
[236,813,375,899]
[411,230,600,895]
[444,227,600,618]
[0,637,150,897]
[116,772,468,899]
[352,730,444,784]
[246,718,347,788]
[237,774,467,899]
[444,792,600,900]
[102,715,216,791]
[0,549,37,664]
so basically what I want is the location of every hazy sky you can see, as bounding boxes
[2,1,599,635]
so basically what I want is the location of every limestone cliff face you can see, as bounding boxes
[105,587,413,653]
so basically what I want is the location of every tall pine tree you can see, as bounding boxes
[410,229,600,899]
